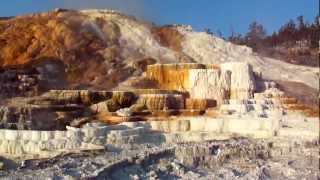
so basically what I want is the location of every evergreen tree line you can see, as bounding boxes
[212,15,320,51]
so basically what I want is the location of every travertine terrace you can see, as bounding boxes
[0,9,318,179]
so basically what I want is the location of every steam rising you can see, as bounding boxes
[63,0,146,17]
[82,20,107,43]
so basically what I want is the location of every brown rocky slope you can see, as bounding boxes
[0,10,143,92]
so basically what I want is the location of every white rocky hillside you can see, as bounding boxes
[81,9,179,63]
[177,26,319,89]
[81,9,319,90]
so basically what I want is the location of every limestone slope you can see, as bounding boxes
[0,9,318,96]
[177,26,319,90]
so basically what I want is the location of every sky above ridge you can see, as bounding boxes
[0,0,318,37]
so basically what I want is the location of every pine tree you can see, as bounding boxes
[245,21,267,51]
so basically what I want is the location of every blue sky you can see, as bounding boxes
[0,0,318,37]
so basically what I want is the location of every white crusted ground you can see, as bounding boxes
[80,9,318,90]
[81,9,178,63]
[177,27,319,89]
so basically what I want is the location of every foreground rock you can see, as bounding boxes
[0,138,318,179]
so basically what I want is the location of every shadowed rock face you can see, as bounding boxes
[0,105,74,130]
[0,68,39,99]
[0,60,74,99]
